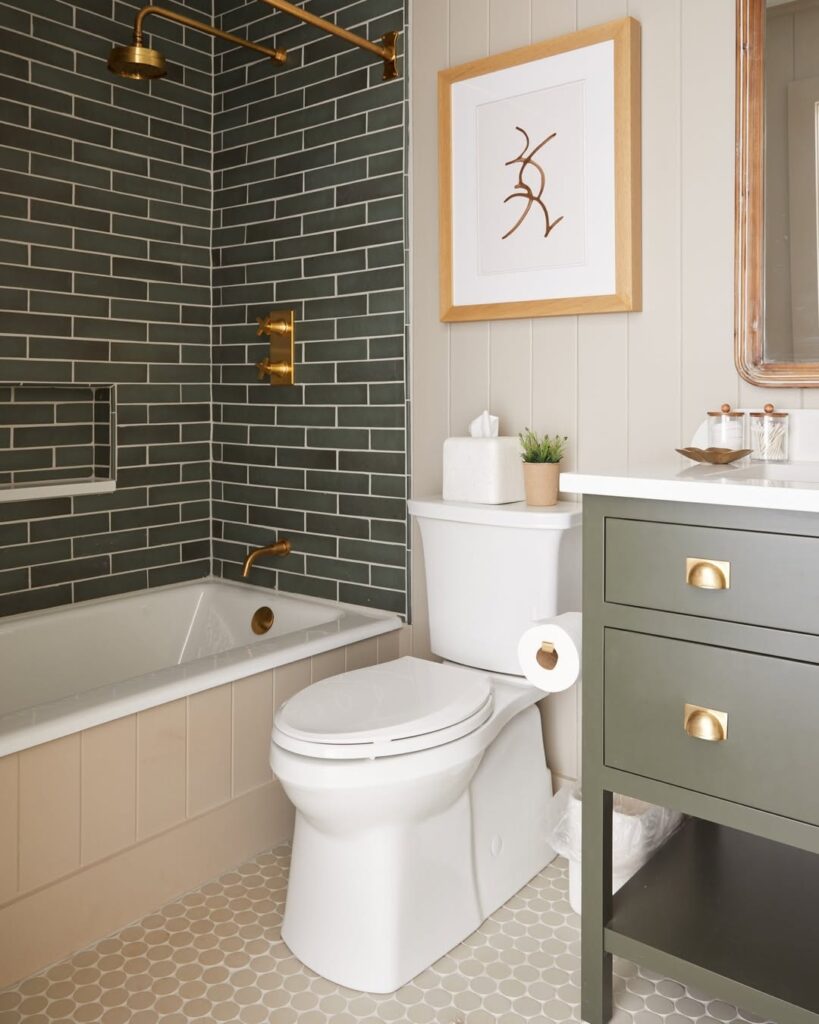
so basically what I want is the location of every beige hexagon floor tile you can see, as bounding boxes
[0,849,775,1023]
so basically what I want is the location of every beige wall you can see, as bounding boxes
[409,0,819,783]
[0,630,405,989]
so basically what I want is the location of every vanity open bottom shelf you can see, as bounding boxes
[606,818,819,1021]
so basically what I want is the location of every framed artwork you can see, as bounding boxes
[438,18,641,322]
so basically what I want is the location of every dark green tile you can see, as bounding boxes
[31,554,110,588]
[306,513,369,540]
[306,554,368,584]
[339,538,405,567]
[277,570,338,602]
[74,571,147,604]
[0,568,28,595]
[0,584,73,617]
[371,519,406,544]
[339,581,405,614]
[339,494,405,520]
[371,565,405,591]
[30,513,109,543]
[74,529,147,557]
[306,470,369,494]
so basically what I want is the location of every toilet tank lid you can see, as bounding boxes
[408,496,582,529]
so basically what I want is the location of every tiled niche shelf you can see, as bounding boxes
[0,384,116,504]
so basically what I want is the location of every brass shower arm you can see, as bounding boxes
[255,0,399,79]
[132,5,287,65]
[113,3,396,80]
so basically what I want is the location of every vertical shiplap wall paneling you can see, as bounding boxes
[408,0,451,657]
[448,329,490,437]
[487,1,532,432]
[528,0,582,785]
[408,0,450,498]
[576,0,629,475]
[530,3,578,53]
[680,0,746,440]
[487,3,532,435]
[486,0,532,438]
[409,0,779,776]
[489,319,532,435]
[411,0,819,771]
[626,0,681,465]
[530,1,579,471]
[447,0,491,439]
[483,3,532,436]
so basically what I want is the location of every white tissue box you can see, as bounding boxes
[442,437,524,504]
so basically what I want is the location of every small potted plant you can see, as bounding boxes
[519,429,567,507]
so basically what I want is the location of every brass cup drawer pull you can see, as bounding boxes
[684,703,728,742]
[686,557,730,590]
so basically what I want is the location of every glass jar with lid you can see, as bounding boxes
[749,404,789,462]
[707,404,745,450]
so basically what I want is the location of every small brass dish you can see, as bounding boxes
[676,447,752,465]
[251,606,275,635]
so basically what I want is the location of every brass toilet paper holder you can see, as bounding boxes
[536,641,558,671]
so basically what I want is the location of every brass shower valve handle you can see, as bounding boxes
[256,314,293,338]
[256,357,292,381]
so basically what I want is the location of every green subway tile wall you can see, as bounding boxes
[0,0,409,620]
[0,0,213,616]
[211,0,409,616]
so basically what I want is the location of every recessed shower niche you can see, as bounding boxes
[0,383,116,502]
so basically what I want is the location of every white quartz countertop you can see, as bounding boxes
[561,459,819,513]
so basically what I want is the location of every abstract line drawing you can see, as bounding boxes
[502,126,564,241]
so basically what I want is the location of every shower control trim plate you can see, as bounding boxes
[255,309,295,386]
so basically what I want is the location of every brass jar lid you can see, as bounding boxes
[707,403,744,418]
[749,403,788,418]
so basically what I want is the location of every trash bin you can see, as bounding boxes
[548,785,682,915]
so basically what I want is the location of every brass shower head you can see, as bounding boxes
[107,43,166,80]
[107,5,286,82]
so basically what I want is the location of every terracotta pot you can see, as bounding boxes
[523,461,561,507]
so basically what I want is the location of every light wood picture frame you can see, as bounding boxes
[439,18,641,323]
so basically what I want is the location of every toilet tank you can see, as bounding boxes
[408,497,582,675]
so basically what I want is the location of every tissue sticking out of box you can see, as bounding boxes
[443,411,524,504]
[469,410,499,438]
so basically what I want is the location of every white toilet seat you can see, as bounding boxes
[273,657,495,760]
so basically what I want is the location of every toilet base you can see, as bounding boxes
[280,706,555,993]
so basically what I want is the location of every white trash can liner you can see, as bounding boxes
[547,785,683,915]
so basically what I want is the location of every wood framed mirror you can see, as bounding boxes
[736,0,819,386]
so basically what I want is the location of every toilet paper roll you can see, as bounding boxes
[516,612,582,694]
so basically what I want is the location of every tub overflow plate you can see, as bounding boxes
[251,606,275,635]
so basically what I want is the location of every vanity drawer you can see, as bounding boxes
[605,517,819,634]
[604,629,819,826]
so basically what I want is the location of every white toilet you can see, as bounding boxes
[270,497,581,993]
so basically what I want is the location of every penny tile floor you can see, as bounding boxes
[0,846,766,1024]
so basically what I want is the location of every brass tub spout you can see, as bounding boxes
[242,539,292,577]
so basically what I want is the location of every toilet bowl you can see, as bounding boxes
[270,497,582,993]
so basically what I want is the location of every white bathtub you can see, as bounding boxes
[0,579,401,757]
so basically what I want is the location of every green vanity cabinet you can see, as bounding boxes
[581,495,819,1024]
